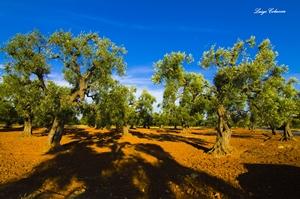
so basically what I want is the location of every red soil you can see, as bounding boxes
[0,126,300,198]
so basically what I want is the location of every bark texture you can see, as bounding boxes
[23,116,33,136]
[48,117,65,149]
[208,105,232,155]
[47,74,88,150]
[281,122,294,141]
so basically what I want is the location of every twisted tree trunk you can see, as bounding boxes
[281,122,294,141]
[48,116,65,149]
[47,76,88,150]
[23,116,33,136]
[208,105,232,155]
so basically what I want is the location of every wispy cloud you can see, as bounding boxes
[126,65,153,76]
[114,75,152,87]
[0,64,4,69]
[286,72,300,80]
[47,73,71,87]
[70,12,220,33]
[113,73,163,111]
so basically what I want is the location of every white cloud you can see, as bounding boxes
[47,73,71,87]
[113,73,163,112]
[115,75,152,87]
[126,65,153,75]
[285,73,300,80]
[0,64,4,69]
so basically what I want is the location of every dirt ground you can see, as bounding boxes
[0,126,300,199]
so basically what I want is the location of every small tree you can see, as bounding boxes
[136,89,156,128]
[94,81,136,133]
[2,76,43,135]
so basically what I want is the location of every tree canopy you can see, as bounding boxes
[0,31,299,155]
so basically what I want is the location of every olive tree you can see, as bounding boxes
[0,83,19,128]
[1,31,49,135]
[93,81,136,133]
[48,31,126,149]
[178,72,209,128]
[152,52,193,129]
[201,37,296,154]
[136,89,156,128]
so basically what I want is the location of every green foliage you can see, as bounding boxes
[0,30,299,140]
[91,80,136,129]
[49,31,126,99]
[178,72,210,127]
[34,82,78,127]
[152,52,193,84]
[251,75,299,129]
[136,90,156,127]
[1,31,50,128]
[153,52,194,127]
[2,30,49,87]
[0,83,20,127]
[1,75,43,123]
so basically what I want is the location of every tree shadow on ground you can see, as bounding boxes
[0,128,246,198]
[191,131,216,136]
[130,130,211,152]
[0,127,23,132]
[238,163,300,199]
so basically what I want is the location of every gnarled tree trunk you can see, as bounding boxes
[48,116,65,149]
[23,116,33,136]
[47,78,87,150]
[208,105,232,155]
[281,122,294,141]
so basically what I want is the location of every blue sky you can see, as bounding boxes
[0,0,299,106]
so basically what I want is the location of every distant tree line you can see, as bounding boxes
[0,31,299,155]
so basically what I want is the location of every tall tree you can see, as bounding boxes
[201,37,294,154]
[1,31,49,135]
[48,31,126,149]
[152,52,193,129]
[178,72,209,128]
